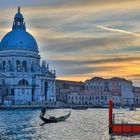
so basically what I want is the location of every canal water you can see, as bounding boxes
[0,108,140,140]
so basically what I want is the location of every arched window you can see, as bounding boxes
[11,88,14,96]
[18,79,29,86]
[2,79,5,85]
[44,81,48,101]
[8,60,11,64]
[31,62,34,72]
[3,61,6,71]
[22,60,27,72]
[6,88,9,96]
[18,21,20,26]
[8,60,12,71]
[16,60,21,71]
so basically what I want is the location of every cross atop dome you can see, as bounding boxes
[18,6,20,13]
[0,7,39,52]
[12,7,26,30]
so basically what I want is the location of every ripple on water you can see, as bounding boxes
[0,109,140,140]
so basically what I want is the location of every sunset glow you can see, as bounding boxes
[0,0,140,85]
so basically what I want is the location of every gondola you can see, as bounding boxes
[40,108,71,123]
[129,107,136,111]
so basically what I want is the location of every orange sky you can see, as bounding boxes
[0,0,140,85]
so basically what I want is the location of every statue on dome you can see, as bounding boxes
[54,70,56,75]
[41,60,47,73]
[36,62,41,72]
[42,60,46,68]
[47,63,49,71]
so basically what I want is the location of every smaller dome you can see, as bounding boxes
[0,7,39,52]
[15,12,23,19]
[14,7,23,19]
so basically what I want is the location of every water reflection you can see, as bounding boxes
[0,109,139,140]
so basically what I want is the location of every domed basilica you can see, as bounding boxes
[0,7,56,105]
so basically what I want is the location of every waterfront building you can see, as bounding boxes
[85,77,133,106]
[64,77,134,107]
[67,91,121,107]
[133,87,140,106]
[0,7,56,105]
[55,80,84,103]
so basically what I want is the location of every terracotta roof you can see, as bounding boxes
[86,77,132,83]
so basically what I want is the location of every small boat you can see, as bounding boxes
[129,107,136,111]
[72,106,88,110]
[40,108,71,123]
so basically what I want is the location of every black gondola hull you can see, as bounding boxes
[40,111,71,123]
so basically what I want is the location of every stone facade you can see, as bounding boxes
[133,87,140,106]
[67,92,121,107]
[85,77,133,106]
[0,7,56,105]
[62,77,134,107]
[55,80,84,103]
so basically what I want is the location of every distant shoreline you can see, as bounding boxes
[0,105,139,110]
[0,105,108,110]
[0,105,58,110]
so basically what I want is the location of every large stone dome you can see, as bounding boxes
[0,30,38,52]
[0,7,38,52]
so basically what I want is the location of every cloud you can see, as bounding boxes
[38,34,135,54]
[48,56,140,68]
[0,0,138,8]
[0,1,140,85]
[128,74,140,78]
[94,24,140,38]
[48,55,140,80]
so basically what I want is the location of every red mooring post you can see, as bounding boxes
[109,100,113,134]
